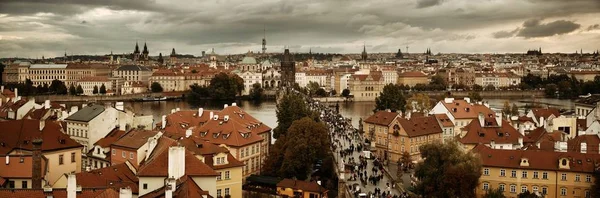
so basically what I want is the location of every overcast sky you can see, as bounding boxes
[1,0,599,58]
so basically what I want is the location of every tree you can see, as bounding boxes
[76,85,84,95]
[429,75,447,91]
[511,103,519,116]
[472,84,484,91]
[307,81,320,97]
[396,158,403,184]
[544,83,557,98]
[272,92,316,139]
[592,169,600,198]
[263,117,331,180]
[414,141,482,197]
[405,93,431,113]
[315,88,327,97]
[330,89,337,96]
[92,85,99,95]
[358,118,364,134]
[69,84,77,95]
[186,84,210,105]
[49,79,67,94]
[151,82,163,93]
[191,69,198,73]
[483,188,506,198]
[468,92,483,102]
[341,89,350,98]
[208,72,244,100]
[485,84,496,91]
[400,151,412,172]
[99,84,107,94]
[249,83,263,101]
[502,100,511,116]
[517,191,540,198]
[375,84,406,113]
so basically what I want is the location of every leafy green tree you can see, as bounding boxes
[264,117,331,180]
[249,83,263,101]
[49,79,67,94]
[341,89,350,98]
[483,188,506,198]
[92,85,98,95]
[485,84,496,91]
[468,92,483,102]
[544,83,557,98]
[428,75,447,91]
[208,72,244,100]
[307,81,320,97]
[186,84,210,105]
[517,191,540,198]
[76,85,84,95]
[151,82,163,93]
[330,89,337,96]
[472,84,484,91]
[406,93,431,113]
[69,84,77,95]
[511,103,519,116]
[272,92,316,139]
[99,84,107,94]
[414,141,482,198]
[453,83,468,91]
[36,84,45,94]
[315,88,327,97]
[375,84,406,113]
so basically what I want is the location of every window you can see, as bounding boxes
[587,175,592,182]
[532,186,538,193]
[542,172,548,179]
[225,188,230,195]
[122,151,126,158]
[217,189,222,197]
[586,190,591,198]
[130,152,134,159]
[500,169,506,177]
[59,154,64,165]
[71,152,76,163]
[533,171,538,179]
[561,188,567,196]
[22,181,27,188]
[510,185,516,193]
[542,187,548,195]
[143,183,148,189]
[511,170,517,178]
[217,172,222,180]
[483,183,489,190]
[576,174,581,182]
[483,168,489,175]
[241,149,245,158]
[521,186,527,193]
[522,171,528,178]
[499,184,505,192]
[561,173,567,181]
[225,171,230,179]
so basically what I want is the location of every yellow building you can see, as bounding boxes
[395,116,444,162]
[363,111,400,160]
[348,71,385,101]
[276,178,328,198]
[474,145,597,198]
[397,71,429,87]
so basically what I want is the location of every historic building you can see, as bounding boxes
[280,49,295,87]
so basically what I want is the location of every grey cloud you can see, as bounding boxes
[492,28,519,38]
[516,19,581,38]
[587,24,600,31]
[416,0,444,8]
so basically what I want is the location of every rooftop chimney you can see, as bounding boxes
[165,177,176,198]
[198,108,204,117]
[232,102,237,106]
[168,146,185,179]
[518,124,525,136]
[146,135,159,160]
[67,173,76,198]
[14,88,18,98]
[161,115,167,129]
[32,138,43,189]
[176,108,180,112]
[478,113,484,127]
[116,102,124,111]
[224,104,229,109]
[185,129,192,138]
[44,100,50,109]
[119,187,132,198]
[209,111,214,119]
[464,97,471,104]
[39,120,45,131]
[495,112,502,127]
[1,85,3,93]
[5,155,8,165]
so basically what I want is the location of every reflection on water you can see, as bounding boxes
[63,97,574,132]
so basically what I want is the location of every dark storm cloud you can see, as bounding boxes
[516,19,581,38]
[492,28,519,39]
[0,0,163,15]
[416,0,445,8]
[588,24,600,31]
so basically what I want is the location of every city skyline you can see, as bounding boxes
[0,0,599,58]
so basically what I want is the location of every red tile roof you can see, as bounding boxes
[351,71,383,82]
[0,155,47,179]
[530,108,560,120]
[0,188,120,198]
[137,137,218,177]
[398,71,427,78]
[277,178,328,193]
[111,129,159,150]
[364,111,399,126]
[397,116,443,137]
[0,119,82,154]
[460,118,523,145]
[140,175,212,198]
[433,114,454,127]
[441,99,495,119]
[75,163,139,194]
[94,128,127,148]
[192,106,270,147]
[568,135,600,154]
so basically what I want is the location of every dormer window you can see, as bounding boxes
[213,133,220,139]
[200,132,207,137]
[241,133,250,138]
[562,159,567,166]
[223,134,230,139]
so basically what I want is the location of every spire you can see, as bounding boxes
[134,41,140,54]
[170,48,176,57]
[262,26,267,54]
[143,42,149,54]
[361,43,368,61]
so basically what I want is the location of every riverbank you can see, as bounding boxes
[32,92,186,102]
[314,90,545,103]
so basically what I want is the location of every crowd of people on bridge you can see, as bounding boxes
[295,89,410,198]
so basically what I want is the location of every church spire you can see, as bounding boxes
[143,42,149,54]
[262,26,267,54]
[361,44,368,61]
[134,41,140,54]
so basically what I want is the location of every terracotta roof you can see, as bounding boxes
[75,163,139,194]
[459,118,523,145]
[473,144,600,172]
[397,116,443,137]
[523,127,547,143]
[137,137,218,177]
[94,128,127,148]
[161,110,212,138]
[530,108,560,120]
[140,175,212,198]
[111,130,159,150]
[516,116,535,123]
[23,108,50,120]
[0,119,82,154]
[77,76,110,82]
[568,135,600,154]
[441,99,495,119]
[364,111,399,126]
[351,71,383,82]
[277,179,328,193]
[179,136,245,169]
[398,71,427,78]
[1,89,15,98]
[0,188,119,198]
[0,98,29,119]
[433,114,454,127]
[0,155,47,179]
[192,106,270,147]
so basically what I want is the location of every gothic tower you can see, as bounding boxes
[361,44,368,61]
[133,42,140,62]
[281,48,296,87]
[142,42,149,61]
[170,48,177,64]
[262,27,267,54]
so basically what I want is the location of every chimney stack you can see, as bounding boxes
[165,177,176,198]
[39,120,45,131]
[185,129,192,138]
[67,173,76,198]
[14,88,18,98]
[478,113,484,127]
[119,187,132,198]
[168,146,186,179]
[224,104,229,109]
[44,100,50,109]
[198,108,204,117]
[232,102,237,106]
[32,138,43,189]
[161,115,167,129]
[1,85,3,93]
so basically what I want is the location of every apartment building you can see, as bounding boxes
[429,97,495,136]
[112,65,152,82]
[398,71,429,87]
[76,76,112,95]
[348,71,385,101]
